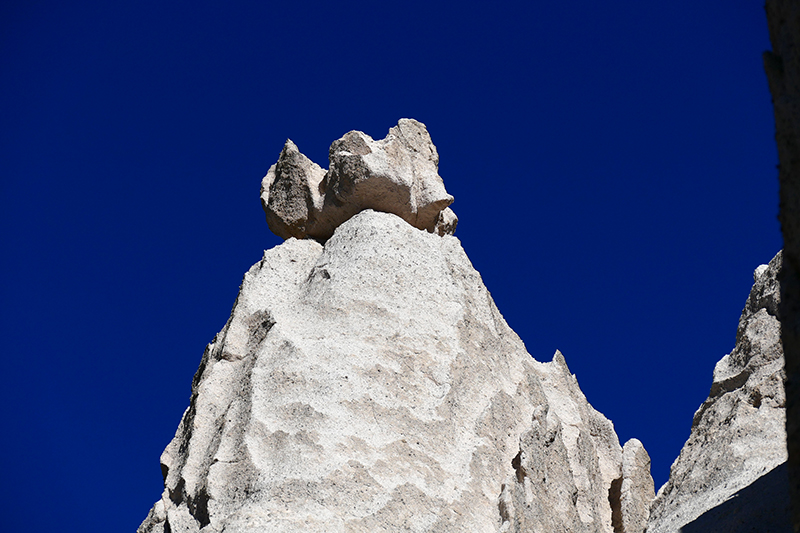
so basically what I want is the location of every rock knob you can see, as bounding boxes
[261,119,457,241]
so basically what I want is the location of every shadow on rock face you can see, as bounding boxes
[680,463,791,533]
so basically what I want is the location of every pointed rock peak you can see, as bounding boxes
[261,119,457,242]
[743,250,782,320]
[389,118,439,163]
[282,138,298,152]
[648,250,787,533]
[552,349,570,372]
[140,206,651,533]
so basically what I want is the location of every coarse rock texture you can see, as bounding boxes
[646,251,788,533]
[764,1,800,528]
[498,353,654,533]
[676,463,791,533]
[619,439,654,533]
[139,209,652,533]
[261,119,456,241]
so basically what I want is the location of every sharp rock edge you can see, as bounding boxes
[139,120,654,533]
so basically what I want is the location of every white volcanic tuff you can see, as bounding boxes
[646,251,787,533]
[261,119,457,241]
[619,439,654,533]
[499,353,655,533]
[139,210,652,533]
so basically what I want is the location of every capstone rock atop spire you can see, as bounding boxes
[261,119,457,241]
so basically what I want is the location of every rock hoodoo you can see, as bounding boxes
[139,120,653,533]
[261,119,457,241]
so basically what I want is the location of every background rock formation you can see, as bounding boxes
[646,252,789,533]
[140,123,654,532]
[764,1,800,528]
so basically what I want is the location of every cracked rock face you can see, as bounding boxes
[646,251,788,533]
[261,119,456,241]
[499,356,654,533]
[139,208,652,533]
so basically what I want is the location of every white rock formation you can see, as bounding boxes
[139,121,653,533]
[498,352,654,533]
[646,251,788,533]
[136,213,653,532]
[619,439,654,533]
[261,119,456,241]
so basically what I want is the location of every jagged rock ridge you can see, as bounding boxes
[139,120,653,533]
[646,251,789,533]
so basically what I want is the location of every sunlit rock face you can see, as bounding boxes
[139,122,652,533]
[647,251,790,533]
[498,354,654,533]
[260,119,457,242]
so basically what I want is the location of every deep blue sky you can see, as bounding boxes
[1,1,780,531]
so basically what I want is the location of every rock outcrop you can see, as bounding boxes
[619,439,655,533]
[261,119,457,241]
[139,121,653,533]
[499,353,654,533]
[646,251,789,533]
[764,1,800,527]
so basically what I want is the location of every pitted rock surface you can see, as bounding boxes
[498,351,627,533]
[619,439,654,533]
[139,210,652,533]
[261,119,456,241]
[646,251,787,533]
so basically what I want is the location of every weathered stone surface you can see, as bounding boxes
[764,1,800,527]
[139,210,650,533]
[260,140,326,240]
[678,463,791,533]
[499,351,630,533]
[261,119,455,241]
[619,439,653,533]
[646,252,787,533]
[434,207,458,237]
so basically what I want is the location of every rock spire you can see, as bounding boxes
[139,120,653,533]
